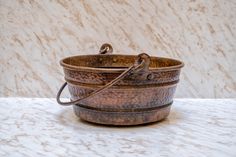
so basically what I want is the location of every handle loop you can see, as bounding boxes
[99,43,113,54]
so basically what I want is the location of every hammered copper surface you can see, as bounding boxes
[74,103,172,126]
[57,44,184,125]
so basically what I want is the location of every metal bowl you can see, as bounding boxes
[57,43,184,125]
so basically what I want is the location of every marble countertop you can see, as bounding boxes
[0,98,235,157]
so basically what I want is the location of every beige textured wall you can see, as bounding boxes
[0,0,235,98]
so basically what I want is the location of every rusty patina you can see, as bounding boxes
[57,43,184,125]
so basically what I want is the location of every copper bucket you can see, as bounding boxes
[57,43,184,125]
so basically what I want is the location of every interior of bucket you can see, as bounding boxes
[61,54,183,69]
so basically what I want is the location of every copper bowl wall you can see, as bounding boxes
[57,44,184,125]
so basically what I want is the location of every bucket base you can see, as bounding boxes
[73,103,172,126]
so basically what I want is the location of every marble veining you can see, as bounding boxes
[0,98,236,157]
[0,0,236,98]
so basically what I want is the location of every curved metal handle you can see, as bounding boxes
[56,55,148,106]
[57,42,151,106]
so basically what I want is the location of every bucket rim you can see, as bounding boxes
[60,54,184,72]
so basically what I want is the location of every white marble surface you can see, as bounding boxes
[0,98,235,157]
[0,0,236,98]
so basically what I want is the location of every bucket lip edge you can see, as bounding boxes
[60,54,184,72]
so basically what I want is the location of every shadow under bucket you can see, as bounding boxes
[57,43,184,125]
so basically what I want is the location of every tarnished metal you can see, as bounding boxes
[57,43,184,125]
